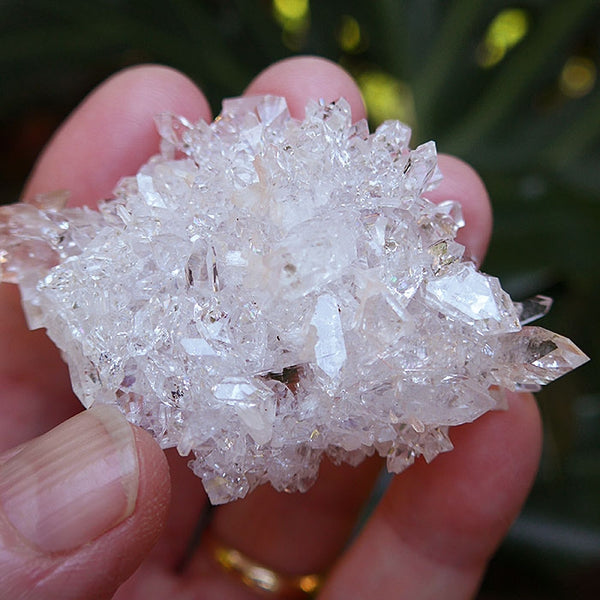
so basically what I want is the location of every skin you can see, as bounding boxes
[0,57,542,599]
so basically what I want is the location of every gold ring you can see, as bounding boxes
[210,538,324,598]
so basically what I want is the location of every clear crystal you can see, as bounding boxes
[514,294,553,325]
[0,96,589,504]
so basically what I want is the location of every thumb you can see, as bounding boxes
[0,405,170,600]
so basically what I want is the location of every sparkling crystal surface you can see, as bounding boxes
[0,96,589,504]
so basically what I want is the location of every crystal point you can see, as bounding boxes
[520,327,589,383]
[0,96,589,504]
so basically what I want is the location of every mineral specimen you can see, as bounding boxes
[0,96,589,504]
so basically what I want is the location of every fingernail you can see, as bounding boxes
[0,405,138,553]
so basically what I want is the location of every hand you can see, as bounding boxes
[0,57,542,600]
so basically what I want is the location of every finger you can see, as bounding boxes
[425,154,492,267]
[0,406,170,600]
[0,284,80,451]
[319,392,542,600]
[1,65,212,449]
[23,64,211,208]
[141,449,210,568]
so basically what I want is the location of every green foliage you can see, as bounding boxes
[1,1,599,596]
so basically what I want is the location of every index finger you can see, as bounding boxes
[23,65,211,207]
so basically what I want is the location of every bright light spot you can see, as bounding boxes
[357,71,415,127]
[476,8,529,68]
[298,573,321,593]
[488,8,528,48]
[337,15,362,53]
[560,56,596,98]
[273,0,308,21]
[272,0,310,50]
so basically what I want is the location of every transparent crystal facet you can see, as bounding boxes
[0,96,589,504]
[514,294,553,325]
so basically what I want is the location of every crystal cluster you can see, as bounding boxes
[0,96,589,504]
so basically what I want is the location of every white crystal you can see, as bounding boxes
[0,95,589,504]
[310,294,347,379]
[425,263,521,333]
[181,337,216,356]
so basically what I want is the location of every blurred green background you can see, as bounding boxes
[1,0,598,597]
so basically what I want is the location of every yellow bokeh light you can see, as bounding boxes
[337,15,361,53]
[357,71,415,127]
[560,56,596,98]
[488,8,528,49]
[298,574,321,594]
[273,0,309,22]
[272,0,310,50]
[476,8,529,68]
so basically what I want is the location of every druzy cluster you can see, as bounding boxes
[0,96,588,504]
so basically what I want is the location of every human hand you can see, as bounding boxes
[0,57,542,600]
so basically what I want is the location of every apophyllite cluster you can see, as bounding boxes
[0,96,588,503]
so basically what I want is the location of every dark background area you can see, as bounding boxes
[1,1,599,597]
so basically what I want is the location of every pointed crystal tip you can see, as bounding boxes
[517,327,590,386]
